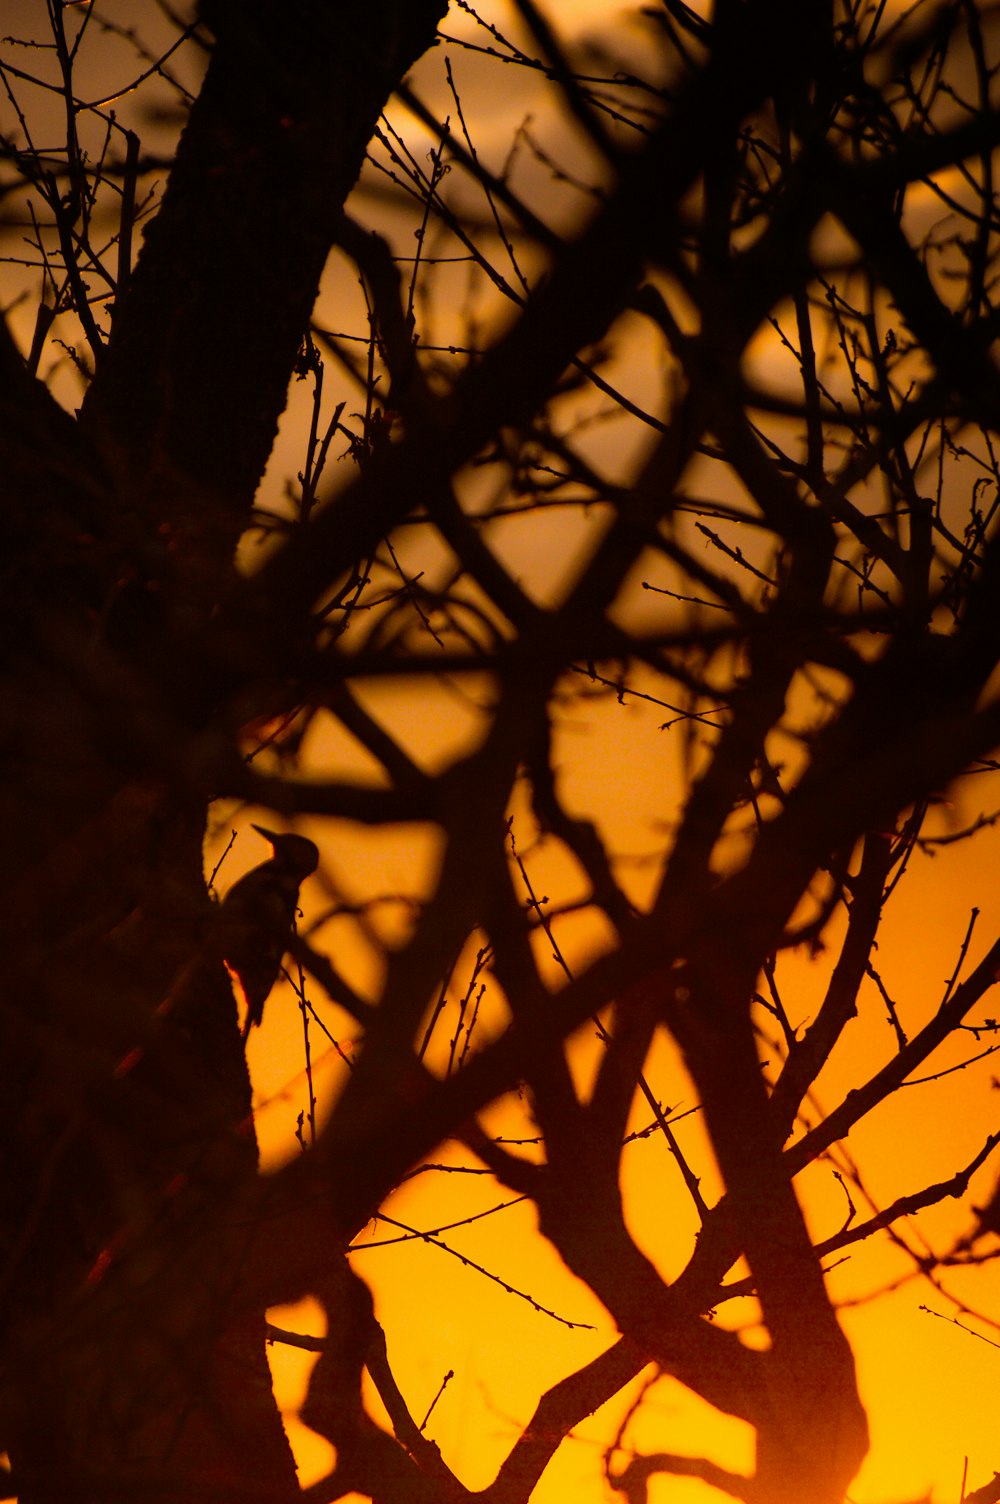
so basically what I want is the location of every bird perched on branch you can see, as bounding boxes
[219,824,319,1041]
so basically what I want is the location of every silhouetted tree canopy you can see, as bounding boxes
[2,3,1000,1502]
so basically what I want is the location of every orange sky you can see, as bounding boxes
[4,0,999,1498]
[222,2,1000,1490]
[212,701,1000,1504]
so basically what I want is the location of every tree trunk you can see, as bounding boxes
[0,5,445,1498]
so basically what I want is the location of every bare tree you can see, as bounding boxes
[3,2,1000,1502]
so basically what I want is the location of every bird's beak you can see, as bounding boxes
[251,823,280,846]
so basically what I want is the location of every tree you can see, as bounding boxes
[3,1,1000,1501]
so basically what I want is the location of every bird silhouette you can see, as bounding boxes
[219,824,319,1040]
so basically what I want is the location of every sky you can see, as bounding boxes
[224,725,1000,1504]
[4,2,1000,1502]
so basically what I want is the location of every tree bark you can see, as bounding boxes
[0,5,445,1499]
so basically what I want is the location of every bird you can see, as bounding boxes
[219,824,319,1041]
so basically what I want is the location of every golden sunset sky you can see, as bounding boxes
[4,2,1000,1500]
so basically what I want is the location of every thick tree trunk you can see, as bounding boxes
[0,5,445,1498]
